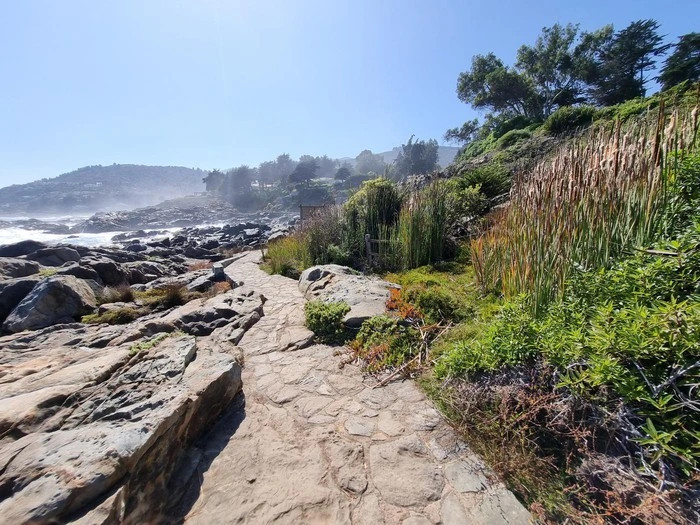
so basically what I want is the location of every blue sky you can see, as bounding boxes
[1,0,698,185]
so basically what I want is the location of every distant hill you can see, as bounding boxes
[0,164,207,216]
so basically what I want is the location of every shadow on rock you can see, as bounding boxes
[165,392,247,523]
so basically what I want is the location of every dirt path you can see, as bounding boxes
[178,252,530,524]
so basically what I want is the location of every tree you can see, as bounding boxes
[275,153,297,183]
[334,165,353,181]
[288,160,319,186]
[457,53,541,120]
[223,165,254,199]
[515,23,593,115]
[393,136,439,180]
[444,119,480,145]
[316,155,339,178]
[355,150,386,176]
[587,20,669,105]
[659,33,700,90]
[203,169,225,192]
[257,161,277,189]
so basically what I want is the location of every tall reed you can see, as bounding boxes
[394,181,448,269]
[472,101,700,314]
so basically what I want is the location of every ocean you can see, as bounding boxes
[0,216,172,248]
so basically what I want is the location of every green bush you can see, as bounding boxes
[457,134,498,160]
[325,244,352,266]
[440,228,700,475]
[350,315,420,371]
[496,129,531,149]
[543,105,597,135]
[490,115,536,139]
[403,286,471,325]
[445,184,489,234]
[304,300,350,342]
[595,96,659,122]
[456,164,510,200]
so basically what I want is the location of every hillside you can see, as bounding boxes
[0,164,207,216]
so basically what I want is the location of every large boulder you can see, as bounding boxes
[0,276,40,323]
[299,265,399,328]
[25,246,81,267]
[3,275,97,332]
[81,256,129,286]
[150,287,262,337]
[54,262,103,283]
[0,330,244,524]
[0,257,40,280]
[0,240,47,257]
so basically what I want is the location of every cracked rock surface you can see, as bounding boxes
[176,252,530,525]
[0,287,264,524]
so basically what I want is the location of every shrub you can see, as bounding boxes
[349,315,420,371]
[403,286,470,325]
[129,332,173,355]
[490,115,536,139]
[98,284,135,305]
[161,284,186,308]
[345,177,404,240]
[456,164,510,200]
[496,129,531,149]
[188,260,213,271]
[442,226,700,477]
[304,300,350,342]
[134,284,187,310]
[543,105,597,135]
[82,307,144,325]
[445,184,489,236]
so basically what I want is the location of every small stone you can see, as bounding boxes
[344,417,374,437]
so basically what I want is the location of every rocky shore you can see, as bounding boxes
[0,231,269,522]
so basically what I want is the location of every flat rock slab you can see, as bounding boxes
[299,264,399,328]
[176,252,530,524]
[0,288,265,524]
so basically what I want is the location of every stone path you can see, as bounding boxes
[178,253,530,524]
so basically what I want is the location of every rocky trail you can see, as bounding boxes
[172,253,530,525]
[0,245,530,524]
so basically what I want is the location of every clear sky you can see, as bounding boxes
[1,0,698,185]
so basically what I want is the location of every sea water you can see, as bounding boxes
[0,227,126,248]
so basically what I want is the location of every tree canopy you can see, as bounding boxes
[393,136,439,180]
[355,150,387,177]
[288,160,319,186]
[450,19,685,145]
[659,32,700,91]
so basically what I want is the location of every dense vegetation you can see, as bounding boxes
[203,139,450,212]
[263,17,700,523]
[278,89,700,525]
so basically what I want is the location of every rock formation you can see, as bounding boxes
[299,264,399,327]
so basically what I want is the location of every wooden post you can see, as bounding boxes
[365,234,372,265]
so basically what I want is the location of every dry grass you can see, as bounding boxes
[187,260,213,271]
[426,368,697,524]
[472,101,700,313]
[98,284,135,305]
